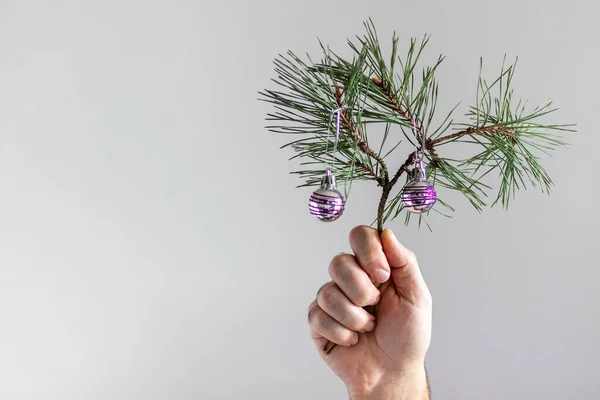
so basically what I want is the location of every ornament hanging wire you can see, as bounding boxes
[324,105,348,171]
[412,118,426,163]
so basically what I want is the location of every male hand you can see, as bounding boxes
[308,226,432,400]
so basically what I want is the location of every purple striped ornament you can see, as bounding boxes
[400,166,437,214]
[309,170,345,222]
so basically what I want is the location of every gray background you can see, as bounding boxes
[0,0,597,399]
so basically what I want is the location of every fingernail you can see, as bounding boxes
[373,268,390,283]
[365,319,376,332]
[350,333,359,345]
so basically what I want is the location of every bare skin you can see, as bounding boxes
[308,226,432,400]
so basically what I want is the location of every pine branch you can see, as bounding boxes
[260,20,575,233]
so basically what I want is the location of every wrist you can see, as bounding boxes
[348,363,429,400]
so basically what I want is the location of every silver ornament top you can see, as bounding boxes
[319,169,337,191]
[409,161,427,182]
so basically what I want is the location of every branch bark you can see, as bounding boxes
[335,86,388,186]
[431,125,519,145]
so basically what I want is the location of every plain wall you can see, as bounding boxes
[0,1,598,399]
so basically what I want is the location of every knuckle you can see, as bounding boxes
[342,313,364,332]
[307,301,319,322]
[308,306,323,327]
[362,253,386,271]
[406,249,418,265]
[348,225,366,241]
[353,291,374,307]
[339,331,356,346]
[349,227,370,249]
[349,225,372,241]
[336,312,352,329]
[329,255,354,282]
[317,283,338,309]
[316,282,328,297]
[312,308,329,330]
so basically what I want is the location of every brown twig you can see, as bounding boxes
[335,86,389,186]
[349,161,383,184]
[431,125,519,146]
[375,151,417,235]
[371,77,416,127]
[391,151,418,188]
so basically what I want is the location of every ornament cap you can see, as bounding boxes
[320,169,337,190]
[410,160,427,182]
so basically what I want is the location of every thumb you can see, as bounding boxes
[381,228,430,307]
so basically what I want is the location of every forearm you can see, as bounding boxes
[348,365,430,400]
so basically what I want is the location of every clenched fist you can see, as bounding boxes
[308,226,432,400]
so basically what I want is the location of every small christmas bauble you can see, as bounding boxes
[309,170,345,222]
[400,166,437,214]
